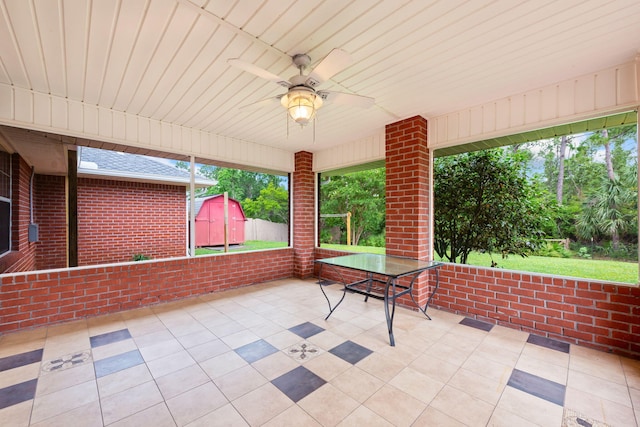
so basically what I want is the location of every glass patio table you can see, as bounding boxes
[315,253,443,346]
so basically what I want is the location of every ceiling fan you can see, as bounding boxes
[228,49,374,127]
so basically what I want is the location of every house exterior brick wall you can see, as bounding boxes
[77,178,186,265]
[34,175,67,270]
[0,248,294,332]
[2,154,36,273]
[293,151,315,278]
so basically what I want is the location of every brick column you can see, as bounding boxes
[385,116,431,305]
[292,151,315,278]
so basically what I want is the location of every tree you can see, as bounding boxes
[434,149,548,264]
[320,169,385,246]
[242,183,289,224]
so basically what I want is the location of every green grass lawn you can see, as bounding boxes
[195,240,287,255]
[320,243,638,284]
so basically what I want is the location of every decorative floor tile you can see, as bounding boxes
[285,341,322,362]
[272,365,326,402]
[0,378,38,410]
[235,339,279,363]
[289,322,325,339]
[90,329,132,348]
[527,334,570,353]
[459,317,494,332]
[508,368,565,406]
[329,340,372,365]
[41,350,92,374]
[0,348,43,372]
[562,408,611,427]
[94,350,144,378]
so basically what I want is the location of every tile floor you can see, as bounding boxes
[0,278,638,426]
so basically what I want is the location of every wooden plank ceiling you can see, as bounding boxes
[1,0,639,154]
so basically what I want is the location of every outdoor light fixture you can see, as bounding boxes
[280,86,323,126]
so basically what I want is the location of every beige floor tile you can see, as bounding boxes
[297,383,360,426]
[437,331,482,354]
[569,352,626,384]
[357,352,406,382]
[139,339,184,362]
[0,399,32,427]
[388,366,445,404]
[231,382,293,426]
[166,381,227,426]
[487,406,540,427]
[213,364,268,401]
[565,386,638,427]
[430,384,495,427]
[133,330,175,349]
[462,353,513,382]
[91,338,138,361]
[97,363,153,398]
[447,368,507,405]
[101,380,164,425]
[496,386,564,427]
[156,364,210,400]
[263,405,323,427]
[330,366,385,403]
[409,353,461,383]
[304,352,352,381]
[199,350,247,379]
[411,406,467,427]
[220,330,261,349]
[326,321,366,340]
[86,315,127,337]
[31,380,99,424]
[185,403,248,427]
[36,362,95,396]
[337,405,394,427]
[363,384,426,426]
[567,369,632,406]
[248,320,285,338]
[110,403,177,427]
[264,329,304,350]
[488,324,530,342]
[520,342,569,368]
[187,338,231,362]
[125,320,168,338]
[251,350,301,380]
[0,362,40,389]
[30,401,103,427]
[306,329,346,350]
[473,340,521,366]
[421,341,473,367]
[176,329,217,349]
[207,320,246,338]
[147,350,196,379]
[515,353,568,385]
[0,329,46,357]
[621,357,640,389]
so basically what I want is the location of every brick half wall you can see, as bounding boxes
[0,248,294,333]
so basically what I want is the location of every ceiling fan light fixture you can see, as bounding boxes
[281,87,323,126]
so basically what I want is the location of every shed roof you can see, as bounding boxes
[78,146,215,188]
[190,195,246,217]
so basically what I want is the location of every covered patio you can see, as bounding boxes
[1,0,640,425]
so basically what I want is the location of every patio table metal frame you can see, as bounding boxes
[315,253,443,346]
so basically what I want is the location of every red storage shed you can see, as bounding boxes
[193,195,247,247]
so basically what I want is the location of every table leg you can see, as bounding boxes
[384,277,397,346]
[317,263,348,320]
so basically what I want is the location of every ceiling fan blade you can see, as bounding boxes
[318,91,375,108]
[305,49,352,88]
[228,59,291,88]
[239,95,284,110]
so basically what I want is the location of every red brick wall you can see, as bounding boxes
[77,178,186,265]
[435,263,640,358]
[293,151,315,278]
[0,248,294,332]
[34,175,67,270]
[385,116,430,306]
[1,155,36,273]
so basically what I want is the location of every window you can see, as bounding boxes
[433,124,638,284]
[0,151,10,255]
